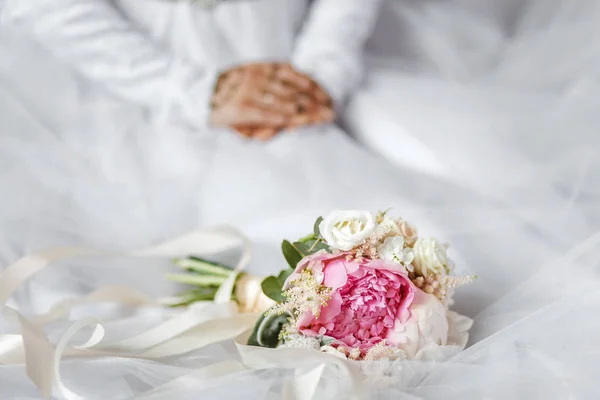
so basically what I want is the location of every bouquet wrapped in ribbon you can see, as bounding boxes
[169,210,475,362]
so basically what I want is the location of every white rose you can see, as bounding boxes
[377,236,415,271]
[412,237,449,276]
[319,210,376,251]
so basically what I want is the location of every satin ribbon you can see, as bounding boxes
[0,226,360,400]
[0,226,253,398]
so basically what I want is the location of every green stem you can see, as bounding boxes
[174,258,232,277]
[308,238,322,252]
[166,273,228,287]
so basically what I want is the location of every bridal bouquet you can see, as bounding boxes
[169,210,475,362]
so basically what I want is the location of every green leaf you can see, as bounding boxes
[313,216,324,238]
[320,335,336,346]
[277,268,293,284]
[282,240,303,269]
[292,239,330,257]
[260,268,294,303]
[261,276,286,302]
[247,310,291,348]
[247,312,267,346]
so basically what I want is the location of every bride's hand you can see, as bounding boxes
[211,63,334,141]
[244,63,335,141]
[209,63,297,130]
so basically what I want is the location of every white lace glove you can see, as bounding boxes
[292,0,384,109]
[2,0,218,129]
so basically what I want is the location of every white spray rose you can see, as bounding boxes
[377,236,415,271]
[319,210,376,251]
[412,238,450,276]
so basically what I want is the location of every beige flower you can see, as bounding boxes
[235,274,276,313]
[379,217,402,236]
[398,219,418,247]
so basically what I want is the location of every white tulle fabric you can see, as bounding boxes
[1,0,600,399]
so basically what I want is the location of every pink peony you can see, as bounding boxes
[284,253,415,354]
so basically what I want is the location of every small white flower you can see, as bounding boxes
[279,334,320,350]
[319,210,376,251]
[412,238,449,276]
[377,236,415,270]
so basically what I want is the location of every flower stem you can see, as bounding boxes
[165,273,228,287]
[308,238,322,252]
[173,257,232,277]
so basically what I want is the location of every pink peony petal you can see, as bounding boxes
[344,261,361,274]
[299,327,319,337]
[317,292,343,324]
[348,266,367,279]
[364,259,408,274]
[323,260,349,289]
[298,310,316,328]
[291,257,419,358]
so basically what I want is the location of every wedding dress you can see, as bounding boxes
[1,0,600,399]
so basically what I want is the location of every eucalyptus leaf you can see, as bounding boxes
[313,216,324,238]
[261,276,286,302]
[292,240,330,257]
[281,240,303,269]
[291,241,310,257]
[248,311,291,348]
[277,268,293,284]
[320,336,336,346]
[247,312,267,346]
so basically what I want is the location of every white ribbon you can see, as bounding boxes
[0,226,358,400]
[0,226,252,399]
[235,329,365,400]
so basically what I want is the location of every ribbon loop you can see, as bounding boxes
[0,226,253,399]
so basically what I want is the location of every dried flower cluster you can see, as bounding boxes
[267,269,331,318]
[346,223,392,262]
